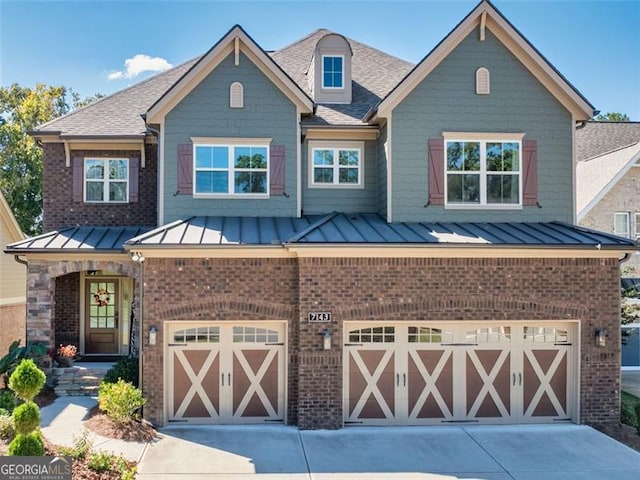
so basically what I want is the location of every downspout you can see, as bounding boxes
[13,255,29,348]
[575,120,588,130]
[13,255,28,266]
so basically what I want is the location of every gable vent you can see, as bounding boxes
[230,82,244,108]
[476,67,490,95]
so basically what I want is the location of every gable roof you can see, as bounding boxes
[373,0,595,120]
[145,25,313,123]
[0,191,24,242]
[576,141,640,221]
[32,58,199,138]
[270,29,413,126]
[576,121,640,162]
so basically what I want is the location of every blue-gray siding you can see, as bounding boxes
[301,140,378,214]
[164,52,298,221]
[391,30,573,223]
[377,124,388,217]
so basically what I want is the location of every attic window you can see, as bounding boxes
[476,67,490,95]
[322,55,344,89]
[230,82,244,108]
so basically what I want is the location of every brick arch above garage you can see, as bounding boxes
[154,295,296,321]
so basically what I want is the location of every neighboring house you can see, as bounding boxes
[5,0,636,429]
[0,191,26,354]
[576,121,640,275]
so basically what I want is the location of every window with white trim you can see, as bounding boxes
[322,55,344,89]
[635,213,640,240]
[309,141,363,187]
[84,158,128,202]
[445,138,521,206]
[194,144,268,196]
[614,212,630,237]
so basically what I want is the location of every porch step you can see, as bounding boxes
[50,364,113,397]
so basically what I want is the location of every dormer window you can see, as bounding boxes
[322,55,344,89]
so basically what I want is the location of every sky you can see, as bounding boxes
[1,0,639,120]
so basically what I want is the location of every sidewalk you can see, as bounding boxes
[39,396,149,462]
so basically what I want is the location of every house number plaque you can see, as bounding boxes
[307,312,332,323]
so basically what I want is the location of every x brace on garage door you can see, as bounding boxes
[344,322,576,426]
[166,322,286,424]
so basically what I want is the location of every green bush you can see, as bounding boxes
[0,340,47,386]
[58,430,93,460]
[0,413,15,439]
[0,389,17,413]
[103,357,139,387]
[88,451,114,473]
[8,359,46,402]
[98,379,146,424]
[8,431,44,456]
[12,401,40,435]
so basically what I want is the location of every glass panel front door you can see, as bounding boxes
[85,279,119,354]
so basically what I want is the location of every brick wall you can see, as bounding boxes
[53,273,80,349]
[43,143,158,231]
[141,257,299,426]
[296,257,621,428]
[0,303,25,354]
[141,255,621,428]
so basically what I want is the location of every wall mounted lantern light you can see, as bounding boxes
[595,328,606,348]
[149,325,158,346]
[322,328,332,350]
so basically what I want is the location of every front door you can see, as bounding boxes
[85,279,120,354]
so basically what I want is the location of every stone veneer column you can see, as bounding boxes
[26,261,54,367]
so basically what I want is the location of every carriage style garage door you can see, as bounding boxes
[344,322,576,426]
[167,322,286,424]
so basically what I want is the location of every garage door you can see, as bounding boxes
[167,322,285,424]
[344,322,575,426]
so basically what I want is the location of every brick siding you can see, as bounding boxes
[140,255,621,429]
[42,143,158,231]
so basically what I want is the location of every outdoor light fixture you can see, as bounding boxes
[131,251,146,263]
[322,328,332,350]
[595,328,606,348]
[149,325,158,346]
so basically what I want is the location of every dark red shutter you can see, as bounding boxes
[270,145,286,196]
[428,138,445,205]
[522,139,538,206]
[177,144,193,195]
[129,157,139,203]
[72,157,83,203]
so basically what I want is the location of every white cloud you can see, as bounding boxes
[108,54,172,80]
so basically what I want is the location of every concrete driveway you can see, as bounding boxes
[137,424,640,480]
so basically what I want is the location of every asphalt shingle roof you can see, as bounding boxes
[34,28,413,136]
[576,121,640,162]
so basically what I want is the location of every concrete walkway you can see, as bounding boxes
[40,397,640,479]
[40,396,148,462]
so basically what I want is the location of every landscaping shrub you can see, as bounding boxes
[8,431,44,456]
[8,359,46,402]
[98,379,146,424]
[7,359,46,456]
[0,413,15,439]
[103,357,139,387]
[58,431,93,460]
[88,451,116,472]
[0,389,16,413]
[12,401,40,435]
[0,340,47,387]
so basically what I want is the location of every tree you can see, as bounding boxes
[0,84,103,235]
[595,112,631,122]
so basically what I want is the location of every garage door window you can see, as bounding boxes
[349,326,395,343]
[173,326,220,343]
[523,326,568,343]
[232,326,279,343]
[408,327,453,343]
[466,326,511,343]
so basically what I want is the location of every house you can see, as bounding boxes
[5,0,636,429]
[0,191,26,354]
[576,121,640,274]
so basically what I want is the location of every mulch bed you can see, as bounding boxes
[595,422,640,452]
[84,405,157,443]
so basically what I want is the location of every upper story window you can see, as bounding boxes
[322,55,344,89]
[445,138,521,207]
[84,158,129,203]
[614,212,630,238]
[194,143,268,196]
[309,141,364,188]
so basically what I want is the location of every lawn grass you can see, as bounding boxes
[621,391,640,428]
